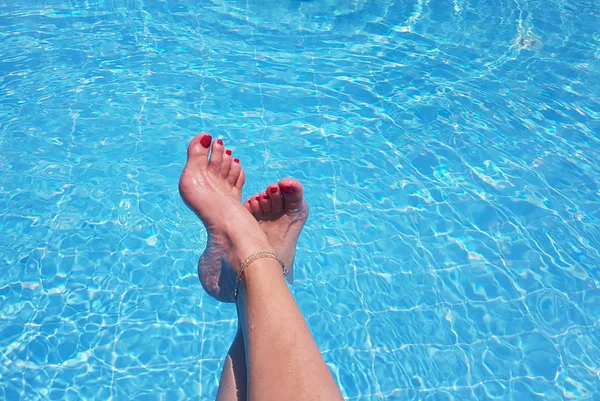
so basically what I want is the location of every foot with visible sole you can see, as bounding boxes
[198,178,309,302]
[178,133,273,302]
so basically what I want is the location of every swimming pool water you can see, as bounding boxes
[1,0,599,399]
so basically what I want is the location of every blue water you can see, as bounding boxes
[1,0,599,399]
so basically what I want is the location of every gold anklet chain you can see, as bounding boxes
[234,251,287,300]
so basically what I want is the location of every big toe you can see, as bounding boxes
[186,133,212,168]
[278,178,306,213]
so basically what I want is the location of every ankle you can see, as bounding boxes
[235,257,288,300]
[228,240,275,272]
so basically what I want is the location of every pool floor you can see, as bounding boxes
[1,0,599,399]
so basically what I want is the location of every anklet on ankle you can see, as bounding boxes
[234,251,287,299]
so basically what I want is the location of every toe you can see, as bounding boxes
[220,149,233,178]
[267,184,283,213]
[248,195,263,218]
[243,199,252,214]
[259,191,271,214]
[235,169,246,192]
[232,169,245,199]
[278,178,305,212]
[227,158,241,186]
[208,139,224,173]
[187,133,212,168]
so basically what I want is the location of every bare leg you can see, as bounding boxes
[237,259,344,401]
[179,134,342,400]
[215,178,310,400]
[215,326,247,401]
[214,263,343,401]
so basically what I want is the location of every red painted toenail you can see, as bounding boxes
[269,186,278,193]
[255,195,260,201]
[217,139,223,145]
[226,150,232,156]
[233,158,240,163]
[281,183,295,194]
[262,193,269,199]
[200,135,212,148]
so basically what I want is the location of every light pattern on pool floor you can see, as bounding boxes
[1,0,599,399]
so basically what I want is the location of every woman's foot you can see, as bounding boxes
[179,133,273,302]
[244,178,309,284]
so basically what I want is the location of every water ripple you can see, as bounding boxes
[1,0,600,399]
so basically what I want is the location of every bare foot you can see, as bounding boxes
[244,178,309,284]
[179,133,273,302]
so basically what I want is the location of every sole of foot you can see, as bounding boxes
[178,133,272,302]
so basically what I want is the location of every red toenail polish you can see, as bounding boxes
[262,193,269,199]
[233,158,240,163]
[226,150,232,156]
[217,139,223,145]
[200,135,212,148]
[255,195,260,201]
[269,186,278,193]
